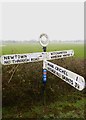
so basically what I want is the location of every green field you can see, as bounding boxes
[1,42,84,59]
[2,42,85,119]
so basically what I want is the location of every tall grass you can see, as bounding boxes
[2,58,85,119]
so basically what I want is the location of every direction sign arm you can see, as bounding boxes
[0,50,74,65]
[0,52,44,65]
[47,50,74,60]
[44,60,85,91]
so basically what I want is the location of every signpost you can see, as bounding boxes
[1,33,85,92]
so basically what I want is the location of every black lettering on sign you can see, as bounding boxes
[51,55,62,59]
[10,56,14,59]
[76,77,78,81]
[4,56,14,60]
[51,56,56,59]
[68,54,70,56]
[48,63,54,68]
[58,55,62,58]
[12,60,15,63]
[4,56,8,60]
[39,55,42,58]
[56,71,61,77]
[47,67,56,74]
[4,61,10,64]
[31,58,39,61]
[63,54,70,57]
[21,55,24,58]
[15,55,17,59]
[62,75,73,85]
[63,54,67,57]
[51,52,56,55]
[75,82,79,89]
[17,55,27,59]
[55,66,68,76]
[58,51,67,54]
[17,55,19,59]
[26,59,30,62]
[51,51,67,55]
[12,59,30,63]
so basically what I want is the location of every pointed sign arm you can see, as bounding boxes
[47,49,74,60]
[0,50,74,65]
[43,60,85,91]
[0,52,44,65]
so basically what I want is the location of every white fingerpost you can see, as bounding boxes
[0,33,85,92]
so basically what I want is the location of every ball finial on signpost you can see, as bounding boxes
[39,33,49,52]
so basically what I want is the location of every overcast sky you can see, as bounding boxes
[2,2,84,41]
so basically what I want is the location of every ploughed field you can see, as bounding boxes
[1,43,86,119]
